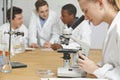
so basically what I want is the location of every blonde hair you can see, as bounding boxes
[107,0,120,11]
[115,0,120,10]
[78,0,120,11]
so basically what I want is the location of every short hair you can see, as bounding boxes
[6,6,22,21]
[35,0,49,11]
[62,4,77,17]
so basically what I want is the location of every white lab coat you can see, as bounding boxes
[62,20,91,50]
[93,11,120,80]
[28,10,60,47]
[0,23,28,55]
[60,20,91,67]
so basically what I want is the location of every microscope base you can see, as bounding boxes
[57,67,86,78]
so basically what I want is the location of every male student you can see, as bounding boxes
[28,0,60,48]
[51,4,91,51]
[0,6,28,55]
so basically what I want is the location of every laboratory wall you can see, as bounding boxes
[0,0,3,25]
[0,0,108,49]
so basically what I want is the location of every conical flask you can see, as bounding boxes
[0,43,12,73]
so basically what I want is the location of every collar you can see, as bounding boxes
[107,11,120,34]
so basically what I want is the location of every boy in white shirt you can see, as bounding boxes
[0,6,28,55]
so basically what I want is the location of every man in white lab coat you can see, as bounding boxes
[0,6,28,55]
[51,4,91,51]
[28,0,60,48]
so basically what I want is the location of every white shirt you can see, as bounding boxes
[62,20,91,51]
[0,23,28,55]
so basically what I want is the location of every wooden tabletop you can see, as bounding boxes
[0,48,102,80]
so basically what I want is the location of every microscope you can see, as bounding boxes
[59,28,72,45]
[57,34,90,78]
[57,28,89,77]
[57,15,90,77]
[57,48,87,78]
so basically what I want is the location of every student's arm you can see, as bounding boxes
[28,11,38,47]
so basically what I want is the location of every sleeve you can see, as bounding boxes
[69,20,91,56]
[28,11,38,45]
[72,20,91,47]
[79,20,92,46]
[49,12,61,44]
[23,25,29,48]
[93,64,120,80]
[40,38,46,46]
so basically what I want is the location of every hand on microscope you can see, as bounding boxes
[51,43,63,50]
[78,53,99,74]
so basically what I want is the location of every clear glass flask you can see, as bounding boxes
[0,43,12,73]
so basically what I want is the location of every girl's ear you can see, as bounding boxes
[98,0,103,6]
[98,0,104,10]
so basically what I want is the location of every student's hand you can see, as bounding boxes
[78,53,99,74]
[43,42,51,48]
[29,43,39,48]
[51,43,63,50]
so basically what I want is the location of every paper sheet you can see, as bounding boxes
[25,47,36,51]
[40,48,53,51]
[40,78,108,80]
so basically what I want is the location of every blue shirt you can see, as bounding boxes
[39,17,47,28]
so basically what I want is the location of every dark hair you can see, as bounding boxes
[35,0,49,11]
[62,4,77,17]
[6,6,22,22]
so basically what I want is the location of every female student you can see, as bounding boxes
[77,0,120,80]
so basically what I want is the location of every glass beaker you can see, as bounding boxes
[12,34,25,54]
[0,43,12,73]
[37,69,55,78]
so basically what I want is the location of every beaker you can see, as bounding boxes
[0,43,12,73]
[12,34,25,54]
